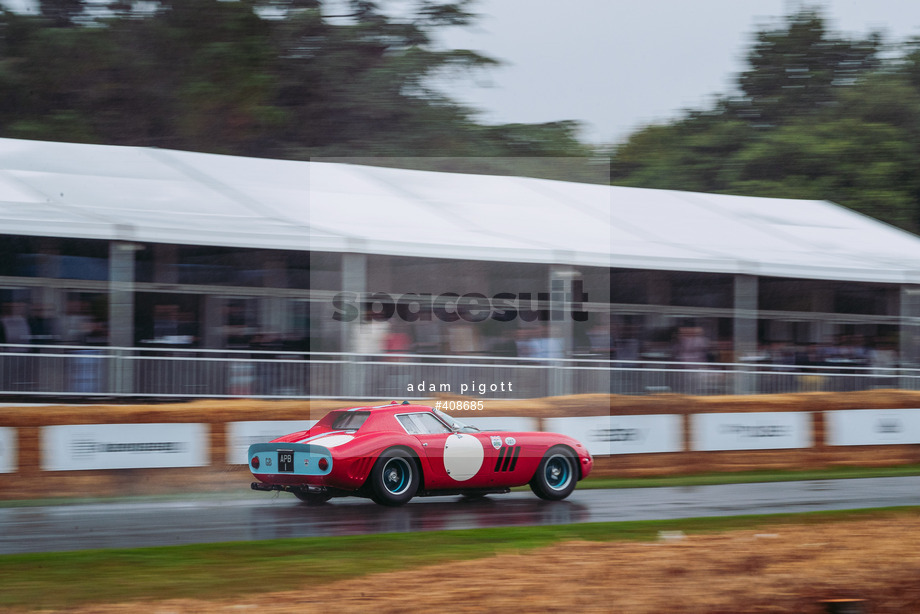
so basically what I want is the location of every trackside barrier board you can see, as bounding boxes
[825,409,920,446]
[226,420,317,465]
[692,412,812,451]
[459,416,538,433]
[544,415,683,456]
[0,427,15,473]
[41,424,208,471]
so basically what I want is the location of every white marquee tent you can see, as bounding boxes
[1,137,919,284]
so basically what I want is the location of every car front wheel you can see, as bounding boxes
[369,448,419,506]
[530,446,577,501]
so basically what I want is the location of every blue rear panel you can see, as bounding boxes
[248,443,333,476]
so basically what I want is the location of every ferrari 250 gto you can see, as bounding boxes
[249,402,593,506]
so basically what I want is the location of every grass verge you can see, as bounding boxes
[1,506,919,610]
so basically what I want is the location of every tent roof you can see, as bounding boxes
[1,137,919,284]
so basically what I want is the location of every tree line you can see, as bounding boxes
[0,0,593,161]
[609,8,920,233]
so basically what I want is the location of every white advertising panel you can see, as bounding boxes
[0,427,16,473]
[462,416,538,433]
[826,409,920,446]
[227,420,317,465]
[692,412,812,451]
[42,423,208,471]
[544,415,683,456]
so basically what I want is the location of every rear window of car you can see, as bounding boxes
[331,411,370,430]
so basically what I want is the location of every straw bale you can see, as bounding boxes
[40,515,920,613]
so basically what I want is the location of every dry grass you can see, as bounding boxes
[42,516,920,614]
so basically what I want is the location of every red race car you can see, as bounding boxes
[249,402,593,506]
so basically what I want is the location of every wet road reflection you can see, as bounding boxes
[2,476,919,554]
[244,496,590,542]
[0,493,591,554]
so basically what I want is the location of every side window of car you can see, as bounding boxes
[413,413,452,434]
[397,414,422,434]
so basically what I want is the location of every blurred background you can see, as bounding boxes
[0,0,919,402]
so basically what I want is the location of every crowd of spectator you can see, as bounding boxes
[0,298,908,397]
[0,299,903,371]
[0,299,108,348]
[573,323,900,372]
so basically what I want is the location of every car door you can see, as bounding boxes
[397,412,493,489]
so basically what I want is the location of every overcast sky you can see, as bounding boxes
[434,0,920,145]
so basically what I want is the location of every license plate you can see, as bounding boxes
[278,450,294,472]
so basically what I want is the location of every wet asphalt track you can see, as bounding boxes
[2,476,919,554]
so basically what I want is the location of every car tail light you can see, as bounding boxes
[318,457,329,471]
[251,456,260,470]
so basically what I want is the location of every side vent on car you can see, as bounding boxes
[493,446,521,472]
[348,456,374,481]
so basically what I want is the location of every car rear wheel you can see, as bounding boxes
[369,448,419,506]
[529,446,577,501]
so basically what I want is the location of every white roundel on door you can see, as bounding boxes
[443,434,484,481]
